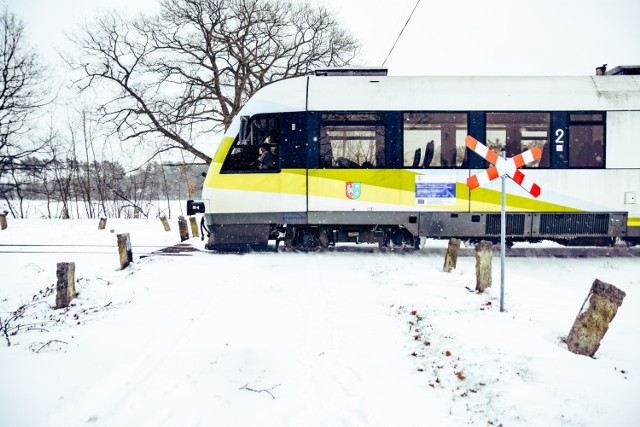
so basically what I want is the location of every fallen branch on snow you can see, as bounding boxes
[35,339,69,353]
[239,383,281,400]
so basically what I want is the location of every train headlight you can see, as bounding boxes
[187,200,206,215]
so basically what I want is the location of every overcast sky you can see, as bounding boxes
[6,0,640,77]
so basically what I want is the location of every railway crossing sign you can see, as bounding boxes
[464,135,545,312]
[465,135,542,198]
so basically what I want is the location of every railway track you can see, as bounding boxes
[424,245,640,258]
[1,243,639,257]
[0,243,171,256]
[286,245,640,257]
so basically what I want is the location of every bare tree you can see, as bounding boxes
[37,122,62,218]
[67,0,360,163]
[0,8,49,203]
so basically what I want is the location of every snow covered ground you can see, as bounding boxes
[1,218,639,426]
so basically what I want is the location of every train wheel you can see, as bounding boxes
[384,228,419,250]
[318,228,331,248]
[296,228,319,249]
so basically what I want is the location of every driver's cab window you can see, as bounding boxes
[221,115,280,172]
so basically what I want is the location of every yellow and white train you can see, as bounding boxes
[187,67,640,250]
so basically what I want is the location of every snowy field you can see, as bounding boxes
[1,218,639,426]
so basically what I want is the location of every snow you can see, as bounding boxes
[1,218,639,426]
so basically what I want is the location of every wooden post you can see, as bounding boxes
[475,240,493,292]
[443,238,461,272]
[98,218,107,230]
[160,215,170,231]
[117,233,133,270]
[55,262,77,309]
[566,279,626,357]
[0,211,8,230]
[178,216,189,242]
[189,216,200,238]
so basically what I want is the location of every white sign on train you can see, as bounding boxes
[415,175,456,205]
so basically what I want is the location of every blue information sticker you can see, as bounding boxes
[416,182,456,198]
[415,176,456,205]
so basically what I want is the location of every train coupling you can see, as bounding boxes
[186,199,206,216]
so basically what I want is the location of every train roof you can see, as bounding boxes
[240,74,640,117]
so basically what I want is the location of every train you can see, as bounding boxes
[187,66,640,251]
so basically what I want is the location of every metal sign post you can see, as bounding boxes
[465,136,543,312]
[500,152,506,312]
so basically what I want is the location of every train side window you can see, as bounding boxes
[319,113,385,168]
[221,116,280,172]
[486,113,550,167]
[403,113,468,168]
[568,113,605,168]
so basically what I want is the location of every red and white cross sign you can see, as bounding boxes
[465,135,542,198]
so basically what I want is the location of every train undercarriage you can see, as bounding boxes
[278,224,419,250]
[198,210,637,252]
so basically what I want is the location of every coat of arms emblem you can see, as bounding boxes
[346,182,361,200]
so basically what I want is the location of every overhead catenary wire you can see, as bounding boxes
[381,0,422,67]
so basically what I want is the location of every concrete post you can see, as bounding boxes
[55,262,77,309]
[475,240,493,292]
[160,215,170,231]
[117,233,133,270]
[0,211,8,230]
[443,238,461,272]
[566,279,626,357]
[178,216,189,242]
[189,216,200,238]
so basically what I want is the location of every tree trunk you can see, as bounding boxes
[55,262,77,309]
[0,211,8,230]
[117,233,133,270]
[443,238,461,272]
[189,216,199,238]
[566,279,626,357]
[160,215,170,231]
[178,216,189,242]
[475,240,493,292]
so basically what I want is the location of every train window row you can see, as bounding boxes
[403,113,468,168]
[221,111,605,173]
[320,113,385,168]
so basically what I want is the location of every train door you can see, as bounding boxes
[402,112,471,213]
[307,112,403,215]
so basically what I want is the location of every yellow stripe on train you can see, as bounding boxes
[205,165,585,213]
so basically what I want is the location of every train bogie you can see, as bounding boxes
[278,225,418,250]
